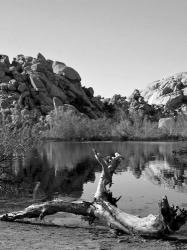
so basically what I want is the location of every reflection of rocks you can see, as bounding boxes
[125,143,187,192]
[144,161,187,192]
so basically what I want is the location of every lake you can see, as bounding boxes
[1,141,187,238]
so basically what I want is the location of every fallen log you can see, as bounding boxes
[0,149,186,238]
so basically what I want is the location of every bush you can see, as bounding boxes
[112,112,163,140]
[44,107,186,141]
[0,107,41,162]
[43,108,113,140]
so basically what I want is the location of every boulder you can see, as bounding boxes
[9,66,17,72]
[33,92,53,106]
[0,55,10,69]
[161,86,172,95]
[62,66,81,81]
[91,96,104,110]
[52,61,81,81]
[0,70,5,79]
[183,88,187,101]
[9,79,19,89]
[57,76,69,90]
[39,73,68,103]
[52,61,66,74]
[25,56,33,63]
[158,117,176,133]
[0,99,10,109]
[45,59,53,72]
[7,93,20,102]
[0,76,11,83]
[8,82,17,91]
[35,53,53,73]
[0,61,9,81]
[67,81,94,107]
[0,83,9,91]
[142,72,187,110]
[12,72,28,82]
[37,53,46,63]
[84,87,94,98]
[18,91,30,107]
[18,82,27,93]
[165,92,183,110]
[66,89,77,99]
[23,96,35,109]
[16,54,25,65]
[29,74,46,91]
[158,114,187,136]
[31,63,47,73]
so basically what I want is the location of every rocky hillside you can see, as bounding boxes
[0,53,105,121]
[141,72,187,111]
[1,52,187,129]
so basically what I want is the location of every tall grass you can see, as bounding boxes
[112,115,163,140]
[43,107,187,141]
[44,108,113,140]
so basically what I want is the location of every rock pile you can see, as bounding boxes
[0,53,105,122]
[1,52,187,133]
[141,73,187,135]
[141,72,187,111]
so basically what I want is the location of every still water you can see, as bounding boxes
[1,141,187,236]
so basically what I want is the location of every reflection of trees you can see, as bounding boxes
[0,141,187,199]
[42,141,187,192]
[0,149,97,200]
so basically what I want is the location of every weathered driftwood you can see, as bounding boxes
[0,149,186,238]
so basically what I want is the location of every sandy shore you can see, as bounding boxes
[0,199,186,250]
[0,212,186,250]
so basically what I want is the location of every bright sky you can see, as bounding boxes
[1,0,187,97]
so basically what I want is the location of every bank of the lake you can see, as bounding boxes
[0,141,187,249]
[1,219,185,250]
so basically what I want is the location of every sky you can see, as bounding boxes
[1,0,187,97]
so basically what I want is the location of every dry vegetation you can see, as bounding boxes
[43,108,177,141]
[0,107,41,162]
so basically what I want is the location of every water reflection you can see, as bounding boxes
[0,148,97,200]
[0,141,187,201]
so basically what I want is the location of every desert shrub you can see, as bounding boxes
[112,112,163,140]
[44,106,187,141]
[43,108,113,140]
[0,107,41,162]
